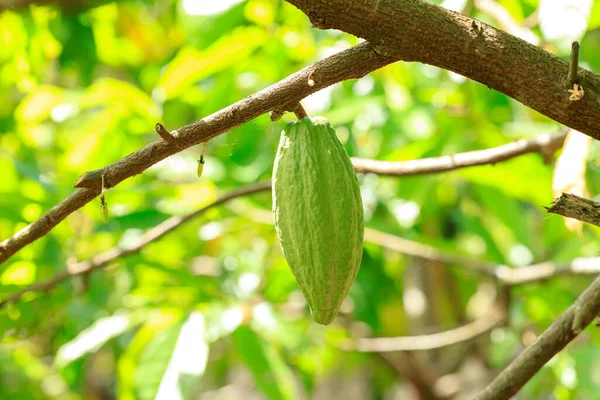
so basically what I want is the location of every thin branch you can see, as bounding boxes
[474,275,600,400]
[364,228,496,275]
[340,308,506,352]
[0,42,394,265]
[0,182,271,306]
[547,193,600,228]
[364,228,600,285]
[4,185,600,306]
[0,188,99,260]
[352,131,565,176]
[286,0,600,139]
[495,257,600,285]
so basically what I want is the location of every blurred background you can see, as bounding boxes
[1,0,600,399]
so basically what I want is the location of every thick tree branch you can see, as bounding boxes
[341,308,506,352]
[0,42,394,265]
[286,0,600,140]
[547,193,600,228]
[474,275,600,400]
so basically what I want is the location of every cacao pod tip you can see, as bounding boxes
[311,309,337,325]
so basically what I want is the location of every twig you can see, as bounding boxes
[155,123,175,143]
[494,257,600,285]
[340,308,506,352]
[364,228,600,285]
[4,185,599,306]
[0,182,271,306]
[0,188,98,261]
[352,131,565,176]
[474,274,600,400]
[364,228,496,275]
[569,41,580,85]
[546,193,600,228]
[0,42,395,265]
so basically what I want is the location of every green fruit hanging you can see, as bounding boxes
[272,116,364,325]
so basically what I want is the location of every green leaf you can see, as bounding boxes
[55,313,141,368]
[85,78,161,120]
[458,154,553,206]
[14,85,65,124]
[156,26,266,99]
[135,312,209,400]
[231,325,297,400]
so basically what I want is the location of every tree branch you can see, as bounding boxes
[0,42,394,265]
[352,131,565,176]
[474,275,600,400]
[364,228,600,285]
[285,0,600,140]
[4,183,599,306]
[340,308,506,352]
[0,188,99,262]
[547,193,600,228]
[0,182,272,307]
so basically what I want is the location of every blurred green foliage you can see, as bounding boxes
[1,0,600,399]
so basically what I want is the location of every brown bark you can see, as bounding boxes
[285,0,600,140]
[547,193,600,228]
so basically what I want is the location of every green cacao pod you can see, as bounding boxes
[272,116,364,325]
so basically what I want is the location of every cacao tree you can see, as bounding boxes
[1,0,600,399]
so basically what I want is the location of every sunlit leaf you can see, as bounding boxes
[55,313,142,368]
[117,312,181,400]
[156,26,266,99]
[136,312,209,400]
[552,129,592,233]
[14,85,65,124]
[85,77,161,120]
[1,261,36,286]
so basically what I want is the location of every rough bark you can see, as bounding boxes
[285,0,600,140]
[547,193,600,228]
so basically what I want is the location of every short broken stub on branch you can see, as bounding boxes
[155,123,175,143]
[547,193,600,228]
[74,169,106,190]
